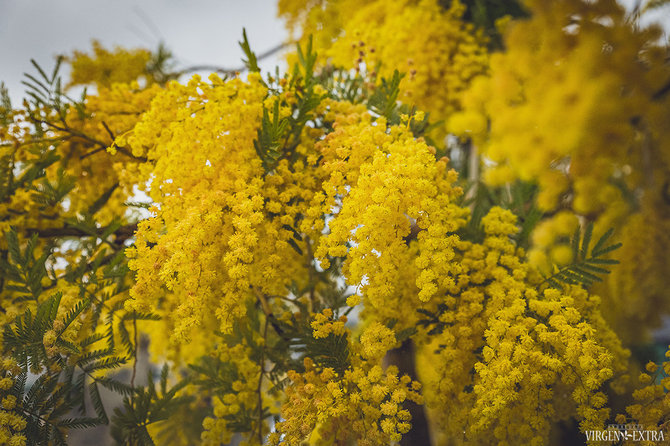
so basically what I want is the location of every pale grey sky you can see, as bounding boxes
[0,0,287,103]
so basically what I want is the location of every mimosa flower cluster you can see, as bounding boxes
[270,322,422,445]
[418,207,629,445]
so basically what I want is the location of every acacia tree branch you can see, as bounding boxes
[256,316,269,444]
[30,223,138,242]
[29,116,148,162]
[177,42,290,76]
[385,340,433,446]
[131,315,138,397]
[653,79,670,101]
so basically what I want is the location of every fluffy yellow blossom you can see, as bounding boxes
[622,346,670,442]
[0,44,159,294]
[597,197,670,343]
[271,322,422,445]
[417,207,628,445]
[125,69,468,357]
[359,322,396,362]
[314,107,467,318]
[4,8,664,445]
[311,309,347,339]
[200,342,268,445]
[125,73,322,351]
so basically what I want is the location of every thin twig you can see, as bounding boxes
[100,120,116,141]
[253,287,286,337]
[653,79,670,101]
[0,135,73,149]
[131,314,138,397]
[305,236,316,309]
[29,222,138,243]
[79,146,107,160]
[178,42,289,76]
[30,116,147,162]
[256,316,269,444]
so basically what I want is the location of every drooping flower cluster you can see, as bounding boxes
[0,42,158,239]
[123,67,471,353]
[314,109,468,322]
[124,73,323,352]
[418,207,629,445]
[451,0,668,210]
[200,341,268,446]
[270,321,422,446]
[118,58,632,443]
[602,197,670,343]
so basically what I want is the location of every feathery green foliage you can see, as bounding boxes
[111,365,192,446]
[543,223,622,290]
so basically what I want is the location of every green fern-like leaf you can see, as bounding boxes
[239,28,260,73]
[254,100,290,172]
[111,365,192,446]
[542,223,622,290]
[0,230,51,301]
[367,70,404,123]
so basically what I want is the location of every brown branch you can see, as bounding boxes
[653,79,670,101]
[29,116,148,162]
[0,135,73,149]
[29,223,138,242]
[98,121,146,161]
[385,339,433,446]
[79,143,147,162]
[100,120,116,141]
[305,236,316,309]
[256,316,269,444]
[253,286,285,337]
[178,42,289,76]
[131,315,138,394]
[79,146,107,160]
[33,117,108,149]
